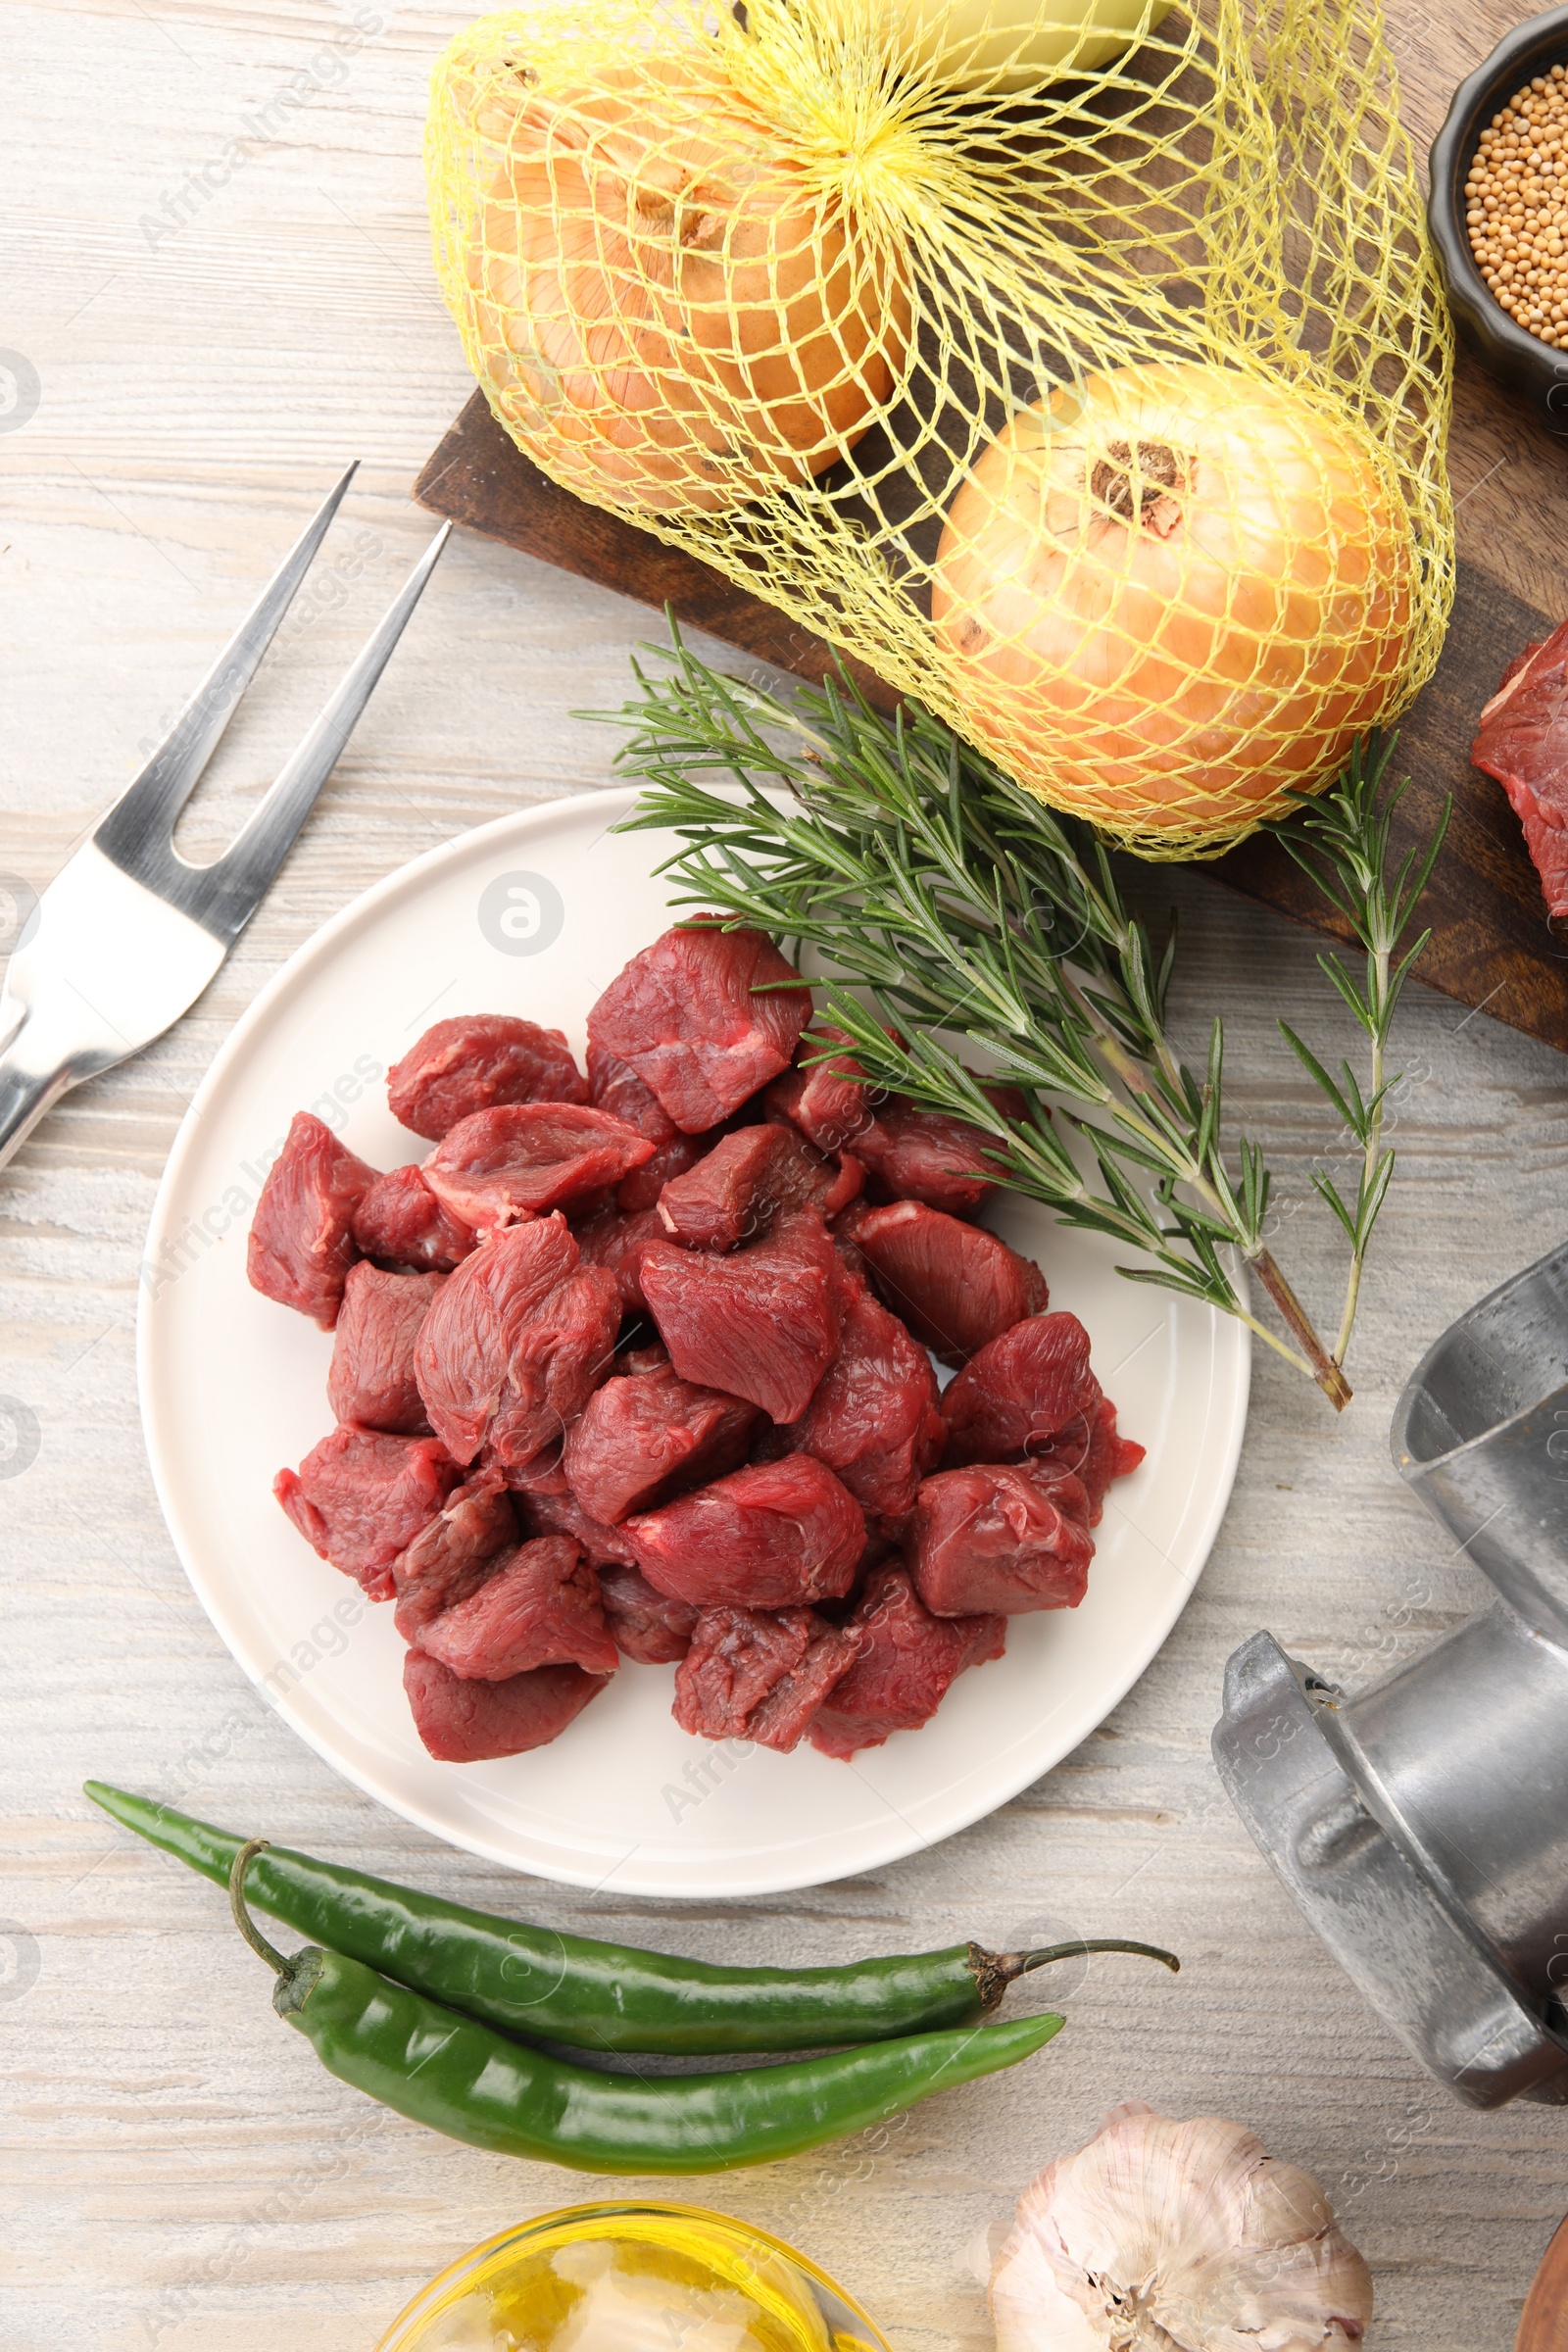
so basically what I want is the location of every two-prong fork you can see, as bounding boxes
[0,463,449,1171]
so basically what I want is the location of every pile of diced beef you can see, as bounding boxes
[248,923,1143,1768]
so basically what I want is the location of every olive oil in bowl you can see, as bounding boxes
[377,2201,890,2352]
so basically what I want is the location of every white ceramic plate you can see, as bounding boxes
[139,789,1249,1897]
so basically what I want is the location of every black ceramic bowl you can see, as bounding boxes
[1429,3,1568,426]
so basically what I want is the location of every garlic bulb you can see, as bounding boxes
[988,2102,1373,2351]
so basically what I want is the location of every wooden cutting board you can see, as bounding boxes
[1518,2216,1568,2352]
[415,383,1568,1054]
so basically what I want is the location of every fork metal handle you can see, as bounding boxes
[0,843,228,1174]
[0,1005,90,1173]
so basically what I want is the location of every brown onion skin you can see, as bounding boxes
[930,361,1414,841]
[460,60,911,516]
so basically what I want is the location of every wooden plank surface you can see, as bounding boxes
[7,5,1568,2352]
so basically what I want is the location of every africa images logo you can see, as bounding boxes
[0,1397,41,1481]
[0,1923,40,2004]
[0,353,40,435]
[0,872,39,953]
[478,870,565,956]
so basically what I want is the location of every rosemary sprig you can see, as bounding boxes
[1274,736,1450,1370]
[590,628,1444,1410]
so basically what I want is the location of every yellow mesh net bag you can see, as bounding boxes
[425,0,1452,857]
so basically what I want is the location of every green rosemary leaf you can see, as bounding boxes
[1117,1262,1241,1309]
[1310,1166,1362,1246]
[1240,1135,1271,1236]
[584,634,1441,1406]
[1195,1018,1224,1167]
[1316,952,1377,1031]
[1354,1148,1396,1241]
[1267,739,1447,1374]
[1389,925,1436,999]
[1278,1021,1356,1130]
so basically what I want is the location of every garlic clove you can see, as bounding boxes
[989,2108,1373,2352]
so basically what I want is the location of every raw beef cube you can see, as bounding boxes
[853,1200,1048,1366]
[617,1132,708,1212]
[403,1650,609,1762]
[274,1427,461,1600]
[808,1565,1006,1760]
[789,1270,945,1518]
[1020,1396,1146,1526]
[819,1154,864,1218]
[1088,1396,1146,1507]
[673,1605,860,1752]
[658,1126,786,1251]
[828,1207,873,1292]
[626,1453,865,1610]
[564,1362,759,1525]
[522,1484,640,1569]
[486,1437,571,1496]
[658,1124,859,1250]
[853,1097,1008,1216]
[416,1534,617,1680]
[586,922,811,1133]
[909,1462,1094,1616]
[392,1471,517,1641]
[413,1215,621,1470]
[587,1038,682,1141]
[352,1164,476,1274]
[571,1200,664,1316]
[775,1029,1018,1213]
[327,1263,445,1435]
[1471,617,1568,916]
[940,1312,1102,1465]
[247,1111,377,1329]
[388,1014,589,1140]
[640,1214,842,1423]
[598,1562,700,1664]
[767,1026,882,1154]
[737,1125,860,1225]
[587,1041,711,1209]
[763,1066,823,1138]
[423,1103,655,1229]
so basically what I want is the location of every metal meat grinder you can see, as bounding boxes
[1213,1242,1568,2106]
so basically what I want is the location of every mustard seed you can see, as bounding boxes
[1466,64,1568,345]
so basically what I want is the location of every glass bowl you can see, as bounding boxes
[376,2200,893,2352]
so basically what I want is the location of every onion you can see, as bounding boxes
[446,54,910,516]
[930,361,1414,845]
[895,0,1172,92]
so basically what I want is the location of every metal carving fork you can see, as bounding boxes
[0,463,450,1173]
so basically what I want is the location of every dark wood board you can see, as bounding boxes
[1517,2215,1568,2352]
[1217,557,1568,1047]
[416,389,1568,1052]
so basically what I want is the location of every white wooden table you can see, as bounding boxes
[5,6,1567,2347]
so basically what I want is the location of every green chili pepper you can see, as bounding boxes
[227,1842,1065,2175]
[87,1781,1178,2054]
